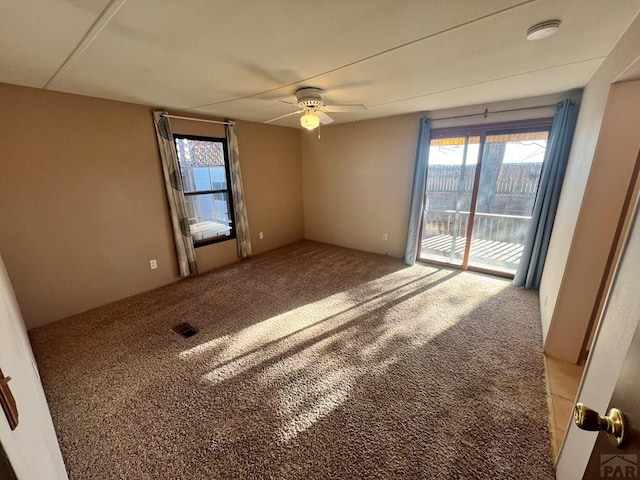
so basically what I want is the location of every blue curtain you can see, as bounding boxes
[404,117,431,265]
[513,99,578,289]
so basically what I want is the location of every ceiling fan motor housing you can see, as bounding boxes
[296,87,324,110]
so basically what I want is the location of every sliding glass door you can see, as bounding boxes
[418,121,551,276]
[468,131,548,273]
[420,135,479,266]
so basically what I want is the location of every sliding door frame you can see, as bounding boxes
[417,118,553,277]
[462,131,486,270]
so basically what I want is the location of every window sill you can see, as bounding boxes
[193,234,236,248]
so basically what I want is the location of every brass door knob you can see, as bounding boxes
[574,403,626,447]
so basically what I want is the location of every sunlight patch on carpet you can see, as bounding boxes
[183,270,466,385]
[178,291,354,360]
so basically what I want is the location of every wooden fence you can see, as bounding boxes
[426,163,542,195]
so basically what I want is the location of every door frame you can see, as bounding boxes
[578,149,640,364]
[556,150,640,478]
[0,255,68,479]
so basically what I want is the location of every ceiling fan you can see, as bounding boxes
[265,87,366,130]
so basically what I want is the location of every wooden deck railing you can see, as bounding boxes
[422,209,531,245]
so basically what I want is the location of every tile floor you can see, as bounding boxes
[544,355,585,457]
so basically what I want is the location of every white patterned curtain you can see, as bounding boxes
[152,111,198,277]
[225,122,252,258]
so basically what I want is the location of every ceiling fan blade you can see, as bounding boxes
[316,111,334,125]
[278,99,297,105]
[324,104,367,113]
[264,110,304,123]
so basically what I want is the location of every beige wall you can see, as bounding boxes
[235,120,304,255]
[539,13,640,361]
[302,114,421,257]
[543,80,640,361]
[0,83,303,329]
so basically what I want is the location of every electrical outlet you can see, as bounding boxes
[259,232,264,239]
[383,233,388,241]
[150,259,158,270]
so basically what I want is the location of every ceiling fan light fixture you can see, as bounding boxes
[300,111,320,130]
[265,87,364,126]
[526,20,561,40]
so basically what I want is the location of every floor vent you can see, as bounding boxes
[173,323,198,338]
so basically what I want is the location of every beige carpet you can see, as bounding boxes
[30,241,555,479]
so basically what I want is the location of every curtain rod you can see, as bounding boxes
[431,103,560,122]
[160,113,234,126]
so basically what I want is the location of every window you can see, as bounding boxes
[173,134,235,247]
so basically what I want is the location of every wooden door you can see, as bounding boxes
[575,187,640,479]
[582,319,640,478]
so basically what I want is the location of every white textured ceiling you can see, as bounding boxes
[1,0,639,127]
